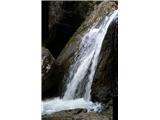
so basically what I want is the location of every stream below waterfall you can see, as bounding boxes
[42,10,118,115]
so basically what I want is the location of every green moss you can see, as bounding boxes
[101,99,113,118]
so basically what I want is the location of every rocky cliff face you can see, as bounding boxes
[43,1,101,58]
[91,17,118,102]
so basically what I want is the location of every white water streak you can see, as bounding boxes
[84,10,118,101]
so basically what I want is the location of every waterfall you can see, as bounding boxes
[63,10,118,101]
[42,10,118,115]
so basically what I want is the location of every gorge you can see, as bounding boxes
[42,1,118,120]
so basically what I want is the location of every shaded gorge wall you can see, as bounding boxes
[42,1,101,58]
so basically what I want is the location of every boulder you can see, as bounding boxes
[42,47,63,99]
[42,109,112,120]
[42,47,55,82]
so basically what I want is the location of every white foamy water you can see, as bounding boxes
[42,10,118,115]
[42,97,101,115]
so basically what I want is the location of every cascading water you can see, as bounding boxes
[42,10,118,115]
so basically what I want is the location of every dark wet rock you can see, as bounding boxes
[91,16,118,103]
[42,47,56,92]
[42,109,112,120]
[48,1,64,31]
[42,47,64,99]
[101,99,113,118]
